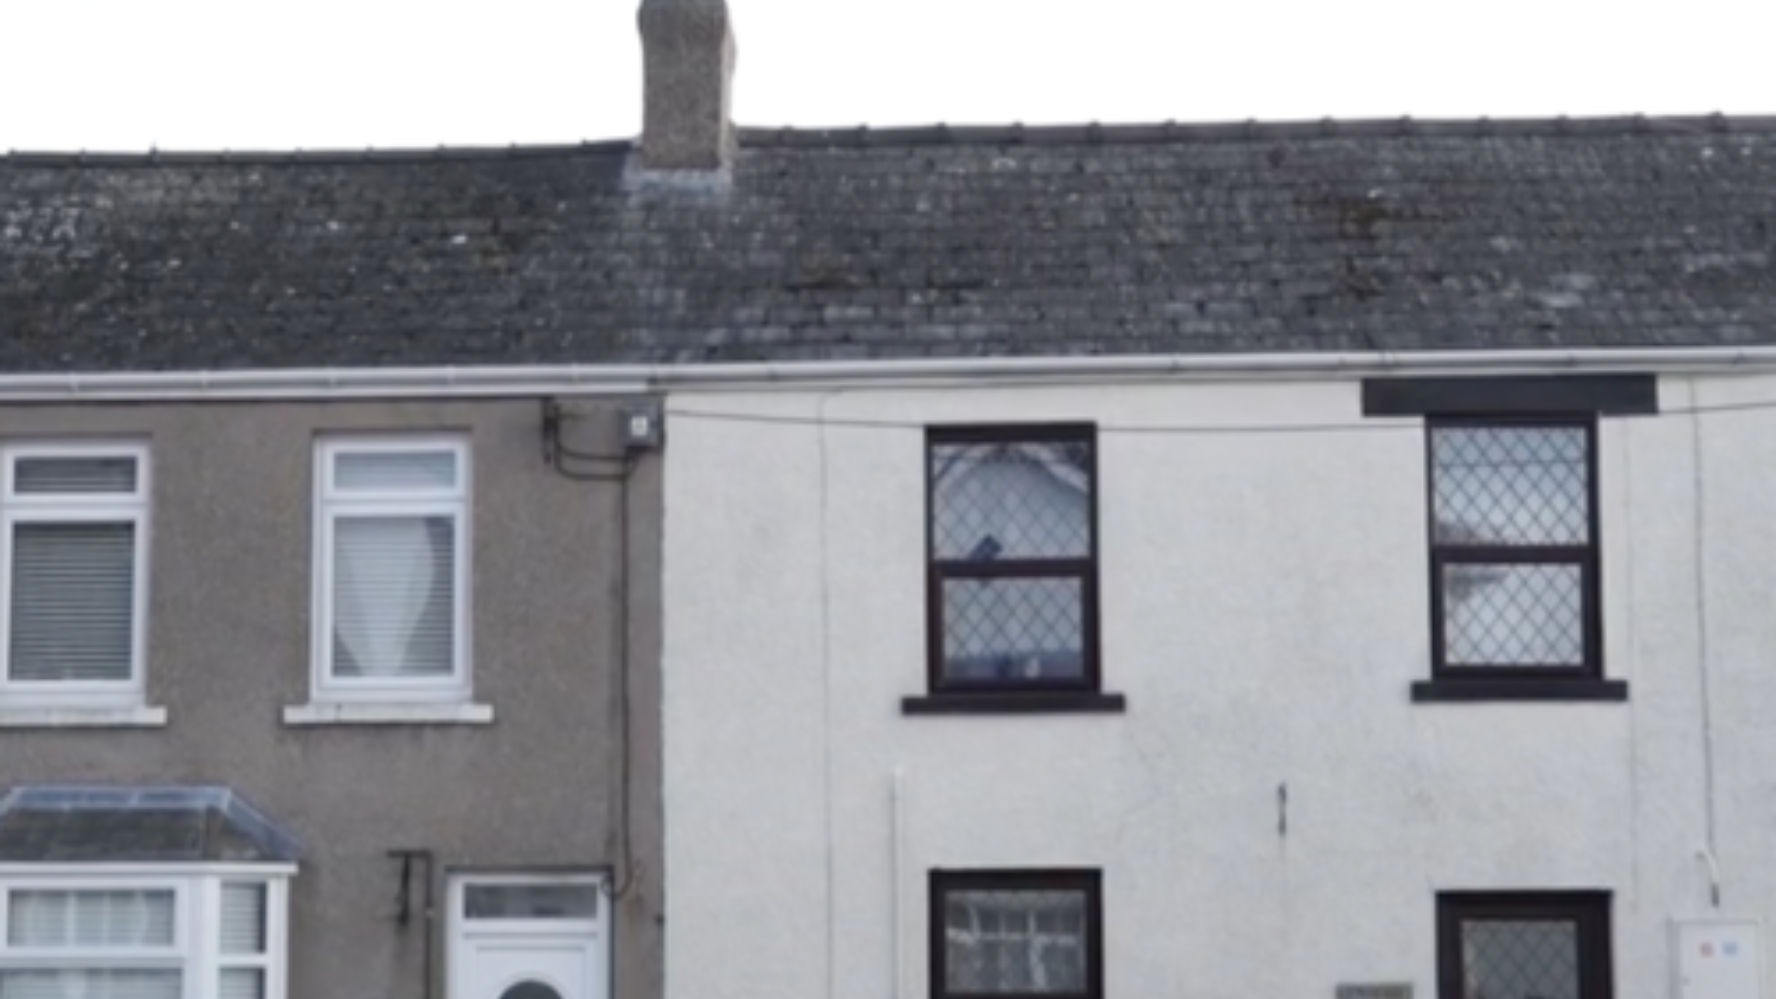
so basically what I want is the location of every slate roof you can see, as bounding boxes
[0,786,301,863]
[4,115,1776,372]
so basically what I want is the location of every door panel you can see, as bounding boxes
[466,938,600,999]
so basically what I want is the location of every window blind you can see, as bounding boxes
[218,969,264,999]
[8,523,136,682]
[14,457,138,495]
[217,885,265,956]
[0,969,181,999]
[335,451,456,492]
[6,890,175,948]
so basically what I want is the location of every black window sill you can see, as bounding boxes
[902,692,1128,716]
[1411,678,1629,703]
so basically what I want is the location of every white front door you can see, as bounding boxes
[449,876,610,999]
[463,937,601,999]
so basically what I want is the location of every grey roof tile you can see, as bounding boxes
[4,116,1776,370]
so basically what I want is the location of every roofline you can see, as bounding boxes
[4,347,1776,401]
[8,112,1776,164]
[0,141,635,167]
[739,113,1776,149]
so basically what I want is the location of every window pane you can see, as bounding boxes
[1461,920,1579,999]
[1442,563,1584,667]
[332,515,456,678]
[942,578,1083,683]
[464,884,599,919]
[219,884,266,955]
[932,442,1091,560]
[219,969,264,999]
[1432,426,1588,546]
[0,971,181,999]
[335,451,457,492]
[6,890,175,947]
[9,523,136,682]
[944,889,1088,994]
[14,457,138,495]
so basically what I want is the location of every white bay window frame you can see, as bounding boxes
[0,444,150,711]
[0,866,291,999]
[310,437,471,705]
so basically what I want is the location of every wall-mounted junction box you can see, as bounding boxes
[1675,919,1764,999]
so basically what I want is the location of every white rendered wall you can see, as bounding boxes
[661,372,1776,999]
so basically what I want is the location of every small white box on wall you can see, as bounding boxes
[1675,919,1764,999]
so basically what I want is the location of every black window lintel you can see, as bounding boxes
[1363,374,1657,417]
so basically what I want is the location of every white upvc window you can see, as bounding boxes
[0,445,150,709]
[0,869,289,999]
[312,438,470,703]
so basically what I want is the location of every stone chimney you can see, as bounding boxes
[638,0,736,171]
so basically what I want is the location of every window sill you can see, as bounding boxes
[1411,678,1629,703]
[901,692,1127,716]
[0,705,168,728]
[281,702,495,726]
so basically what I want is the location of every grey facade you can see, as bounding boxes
[0,399,663,999]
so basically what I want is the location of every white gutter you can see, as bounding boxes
[6,347,1776,401]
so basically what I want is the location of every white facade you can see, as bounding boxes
[660,369,1776,999]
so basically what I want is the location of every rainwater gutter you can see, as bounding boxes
[3,347,1775,401]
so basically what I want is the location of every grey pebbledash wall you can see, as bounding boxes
[0,398,663,999]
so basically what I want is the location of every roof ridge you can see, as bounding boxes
[738,113,1776,149]
[0,139,635,168]
[7,113,1775,166]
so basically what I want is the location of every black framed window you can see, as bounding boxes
[931,870,1103,999]
[922,426,1101,699]
[1416,417,1622,702]
[1437,892,1613,999]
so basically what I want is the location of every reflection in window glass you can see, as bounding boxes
[927,430,1099,692]
[944,889,1088,994]
[1432,426,1588,546]
[1460,920,1580,999]
[1428,422,1595,671]
[942,578,1084,682]
[464,884,598,919]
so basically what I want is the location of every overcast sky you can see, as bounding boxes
[2,0,1771,152]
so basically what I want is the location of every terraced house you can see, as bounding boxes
[8,2,1776,999]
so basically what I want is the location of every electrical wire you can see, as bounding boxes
[541,404,644,900]
[663,391,1776,438]
[606,453,642,901]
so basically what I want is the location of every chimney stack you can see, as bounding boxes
[638,0,736,171]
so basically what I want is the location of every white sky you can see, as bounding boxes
[1,0,1771,152]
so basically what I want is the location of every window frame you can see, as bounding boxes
[0,443,151,709]
[446,872,611,999]
[1436,891,1613,999]
[0,867,290,999]
[923,424,1102,698]
[929,868,1104,999]
[449,872,609,938]
[311,436,471,705]
[1424,415,1603,681]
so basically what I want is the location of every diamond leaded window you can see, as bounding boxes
[1436,893,1613,999]
[1427,418,1601,678]
[926,426,1099,694]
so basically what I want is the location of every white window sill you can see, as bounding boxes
[0,705,168,728]
[281,702,494,726]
